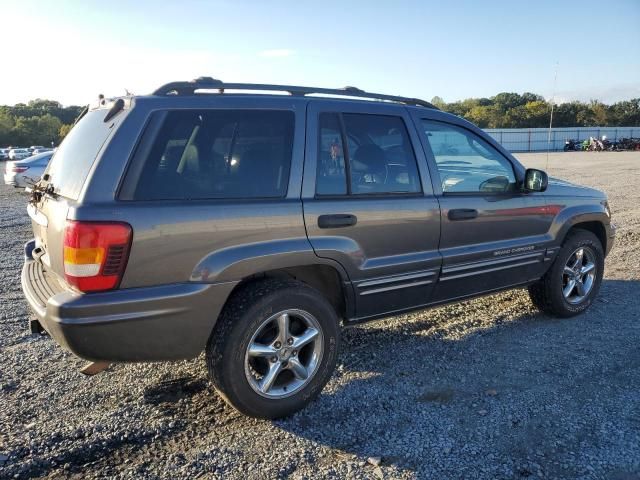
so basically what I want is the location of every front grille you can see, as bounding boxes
[102,245,126,276]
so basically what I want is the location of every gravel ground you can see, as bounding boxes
[1,151,639,480]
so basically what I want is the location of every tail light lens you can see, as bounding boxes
[12,166,29,173]
[63,221,132,292]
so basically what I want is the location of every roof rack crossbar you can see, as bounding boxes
[152,77,437,109]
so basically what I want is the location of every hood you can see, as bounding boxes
[545,176,605,199]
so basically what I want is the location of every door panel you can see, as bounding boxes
[414,116,554,301]
[302,101,442,320]
[434,195,554,301]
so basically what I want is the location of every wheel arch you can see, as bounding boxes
[566,221,607,251]
[228,264,354,322]
[552,206,612,255]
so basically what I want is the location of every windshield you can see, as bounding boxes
[45,109,119,199]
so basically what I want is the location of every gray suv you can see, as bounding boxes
[21,78,615,418]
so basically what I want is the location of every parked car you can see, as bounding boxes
[4,151,54,188]
[9,148,31,160]
[28,145,46,153]
[21,78,615,419]
[0,148,9,160]
[32,147,54,155]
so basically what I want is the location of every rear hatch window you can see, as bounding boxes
[45,109,121,199]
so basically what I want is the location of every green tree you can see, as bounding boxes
[3,95,639,148]
[0,111,15,146]
[430,96,445,109]
[58,123,73,142]
[589,100,609,126]
[12,114,62,147]
[609,99,640,125]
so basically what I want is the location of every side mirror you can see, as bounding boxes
[523,168,548,192]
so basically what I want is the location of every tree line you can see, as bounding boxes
[0,99,83,147]
[1,94,639,147]
[431,93,640,129]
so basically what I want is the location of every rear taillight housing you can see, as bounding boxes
[63,221,132,292]
[12,166,29,173]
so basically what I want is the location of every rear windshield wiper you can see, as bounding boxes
[28,175,57,206]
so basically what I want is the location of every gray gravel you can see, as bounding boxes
[1,151,640,480]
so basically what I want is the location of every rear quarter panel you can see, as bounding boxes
[73,96,317,288]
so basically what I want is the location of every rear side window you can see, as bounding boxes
[316,113,421,195]
[46,110,118,199]
[131,110,294,200]
[317,113,347,195]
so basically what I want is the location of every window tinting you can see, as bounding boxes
[316,113,347,195]
[46,110,119,199]
[133,110,294,200]
[316,113,421,195]
[421,120,516,194]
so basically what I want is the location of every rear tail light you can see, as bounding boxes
[12,166,29,173]
[63,221,132,292]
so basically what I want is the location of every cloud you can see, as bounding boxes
[259,49,295,58]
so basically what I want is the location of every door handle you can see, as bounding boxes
[448,208,478,221]
[318,214,358,229]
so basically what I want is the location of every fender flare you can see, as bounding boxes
[550,204,610,250]
[190,237,350,283]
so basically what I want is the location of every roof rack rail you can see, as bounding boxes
[152,77,437,109]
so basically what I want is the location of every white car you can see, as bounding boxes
[8,148,31,160]
[0,148,9,160]
[4,151,53,188]
[32,148,54,155]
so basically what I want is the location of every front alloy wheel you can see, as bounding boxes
[527,228,605,317]
[562,247,597,304]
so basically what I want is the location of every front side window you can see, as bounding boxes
[316,113,421,195]
[132,110,294,200]
[421,120,516,194]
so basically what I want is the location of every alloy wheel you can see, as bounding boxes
[562,246,597,304]
[244,309,324,399]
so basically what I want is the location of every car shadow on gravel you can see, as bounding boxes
[143,376,209,409]
[274,280,640,476]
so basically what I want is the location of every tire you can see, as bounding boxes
[206,278,340,419]
[528,229,604,317]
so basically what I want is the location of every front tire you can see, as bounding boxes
[528,229,604,317]
[206,278,340,419]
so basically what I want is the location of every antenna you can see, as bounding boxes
[546,62,559,172]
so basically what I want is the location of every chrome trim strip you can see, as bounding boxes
[360,279,434,296]
[440,258,541,281]
[442,251,543,274]
[358,270,436,288]
[27,204,48,227]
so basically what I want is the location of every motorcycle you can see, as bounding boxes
[564,139,580,151]
[618,138,640,151]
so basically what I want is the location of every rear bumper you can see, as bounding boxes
[21,257,237,362]
[3,173,17,186]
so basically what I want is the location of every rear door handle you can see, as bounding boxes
[448,208,478,221]
[318,214,358,229]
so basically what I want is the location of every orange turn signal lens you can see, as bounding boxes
[63,246,105,265]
